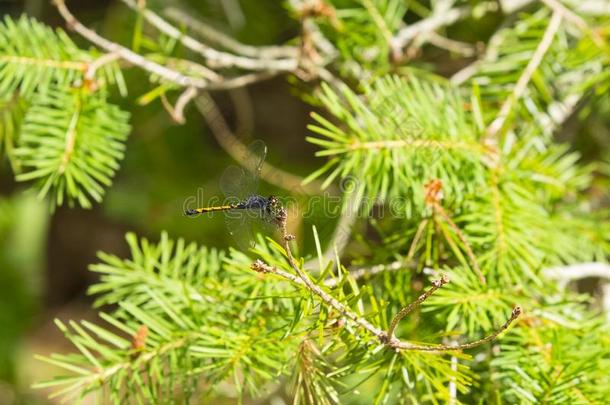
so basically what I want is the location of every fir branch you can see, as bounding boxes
[37,232,300,402]
[492,319,610,403]
[0,15,87,98]
[252,210,522,353]
[306,76,491,211]
[486,11,563,139]
[12,85,130,208]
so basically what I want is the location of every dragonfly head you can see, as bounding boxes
[267,195,284,218]
[267,195,279,208]
[267,195,287,228]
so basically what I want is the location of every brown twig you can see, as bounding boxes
[390,306,522,351]
[252,210,522,352]
[387,274,449,339]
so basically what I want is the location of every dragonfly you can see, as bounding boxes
[185,140,284,248]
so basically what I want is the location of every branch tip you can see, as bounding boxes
[433,274,450,287]
[250,260,269,273]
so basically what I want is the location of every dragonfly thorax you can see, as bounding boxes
[236,195,280,211]
[237,195,267,209]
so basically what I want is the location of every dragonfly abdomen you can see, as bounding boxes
[185,204,236,216]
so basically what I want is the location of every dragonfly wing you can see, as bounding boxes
[218,140,268,250]
[220,140,267,200]
[220,165,250,201]
[251,212,281,244]
[243,140,267,193]
[225,210,256,250]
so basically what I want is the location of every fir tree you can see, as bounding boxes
[0,0,608,403]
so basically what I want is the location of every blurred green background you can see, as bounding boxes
[0,1,328,402]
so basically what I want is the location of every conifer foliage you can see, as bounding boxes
[1,0,608,403]
[0,15,128,208]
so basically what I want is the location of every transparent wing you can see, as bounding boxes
[252,213,281,242]
[219,140,267,200]
[219,139,268,250]
[220,165,250,200]
[242,140,267,194]
[225,210,256,250]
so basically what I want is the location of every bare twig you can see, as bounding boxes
[543,262,610,281]
[163,86,198,124]
[164,57,220,81]
[121,0,298,71]
[163,6,298,60]
[54,0,289,93]
[390,5,473,56]
[485,11,563,138]
[427,32,477,56]
[252,210,522,352]
[53,0,211,88]
[387,275,449,339]
[450,60,482,85]
[544,262,610,321]
[204,71,281,90]
[542,0,608,51]
[574,0,610,16]
[84,52,120,81]
[393,306,522,351]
